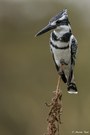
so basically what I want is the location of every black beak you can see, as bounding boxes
[35,23,56,37]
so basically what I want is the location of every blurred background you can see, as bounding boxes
[0,0,90,135]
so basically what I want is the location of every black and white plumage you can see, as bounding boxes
[36,9,78,94]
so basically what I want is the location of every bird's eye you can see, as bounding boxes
[56,20,61,25]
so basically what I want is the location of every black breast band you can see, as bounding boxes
[50,41,69,49]
[52,31,72,42]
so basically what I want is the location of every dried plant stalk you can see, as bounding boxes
[44,76,62,135]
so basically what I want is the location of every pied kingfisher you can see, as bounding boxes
[36,9,78,94]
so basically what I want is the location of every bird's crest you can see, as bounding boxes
[50,9,68,23]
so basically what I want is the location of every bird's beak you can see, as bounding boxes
[35,23,56,37]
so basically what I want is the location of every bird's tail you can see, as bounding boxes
[67,65,78,94]
[67,82,78,94]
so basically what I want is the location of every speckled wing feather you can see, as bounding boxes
[70,36,78,65]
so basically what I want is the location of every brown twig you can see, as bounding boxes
[44,76,62,135]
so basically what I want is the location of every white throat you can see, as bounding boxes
[54,24,71,38]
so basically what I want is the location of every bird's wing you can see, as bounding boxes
[68,35,78,83]
[70,35,78,65]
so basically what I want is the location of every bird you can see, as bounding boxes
[35,9,78,94]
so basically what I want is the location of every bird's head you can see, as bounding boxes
[36,9,69,36]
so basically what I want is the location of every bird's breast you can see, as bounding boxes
[50,42,71,66]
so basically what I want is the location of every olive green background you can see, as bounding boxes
[0,0,90,135]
